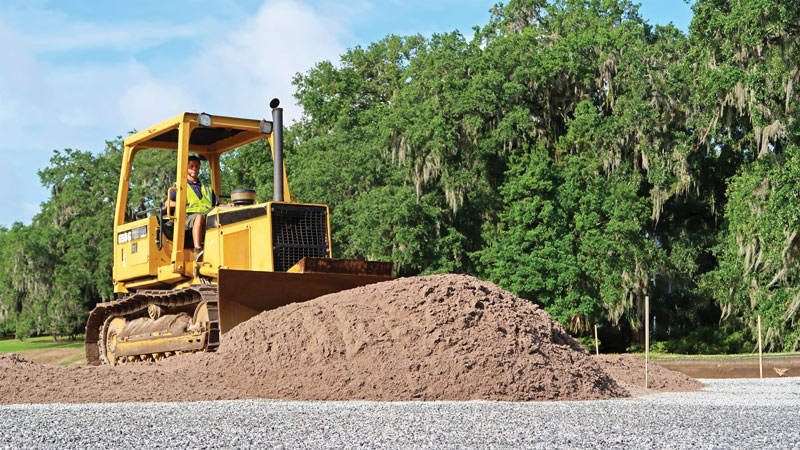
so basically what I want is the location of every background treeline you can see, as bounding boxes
[1,0,799,353]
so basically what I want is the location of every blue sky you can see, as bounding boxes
[0,0,693,228]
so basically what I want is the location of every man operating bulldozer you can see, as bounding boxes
[167,155,219,260]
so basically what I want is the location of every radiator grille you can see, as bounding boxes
[271,204,329,272]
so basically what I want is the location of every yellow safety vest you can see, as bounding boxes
[178,181,213,213]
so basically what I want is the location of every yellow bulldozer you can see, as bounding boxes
[85,99,392,365]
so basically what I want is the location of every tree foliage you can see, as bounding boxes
[1,0,799,351]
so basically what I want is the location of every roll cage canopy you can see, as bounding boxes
[124,112,271,157]
[115,111,288,232]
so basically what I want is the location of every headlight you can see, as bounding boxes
[198,112,212,127]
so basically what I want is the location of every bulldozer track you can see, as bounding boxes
[85,285,220,365]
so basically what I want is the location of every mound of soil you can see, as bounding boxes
[0,274,700,404]
[596,354,706,397]
[0,353,242,404]
[208,274,625,401]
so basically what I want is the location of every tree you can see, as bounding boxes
[4,0,799,350]
[692,0,800,351]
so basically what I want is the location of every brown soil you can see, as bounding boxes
[0,274,700,405]
[596,354,706,397]
[16,348,86,366]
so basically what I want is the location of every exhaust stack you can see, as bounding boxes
[271,98,284,202]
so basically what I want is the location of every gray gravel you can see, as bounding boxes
[1,378,799,449]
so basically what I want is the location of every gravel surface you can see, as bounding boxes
[1,378,798,449]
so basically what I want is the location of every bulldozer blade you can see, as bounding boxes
[217,268,392,333]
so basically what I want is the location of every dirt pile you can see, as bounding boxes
[0,353,242,404]
[208,274,624,401]
[0,274,701,404]
[597,354,706,396]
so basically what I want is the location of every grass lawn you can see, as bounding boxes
[0,335,84,353]
[58,355,86,366]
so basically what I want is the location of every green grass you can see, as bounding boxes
[58,355,86,366]
[0,336,84,353]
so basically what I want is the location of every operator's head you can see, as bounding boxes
[188,155,201,181]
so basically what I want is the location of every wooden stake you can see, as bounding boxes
[757,315,763,379]
[645,295,649,389]
[594,324,599,355]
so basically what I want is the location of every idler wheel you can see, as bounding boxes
[102,317,126,366]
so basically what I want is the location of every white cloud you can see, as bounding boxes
[106,0,348,131]
[2,0,348,142]
[0,0,349,225]
[181,0,347,121]
[0,153,49,227]
[0,4,216,53]
[0,20,47,121]
[117,75,199,129]
[21,202,40,220]
[28,20,212,53]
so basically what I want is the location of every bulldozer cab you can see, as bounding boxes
[111,104,349,294]
[113,111,282,291]
[112,102,390,291]
[87,103,392,365]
